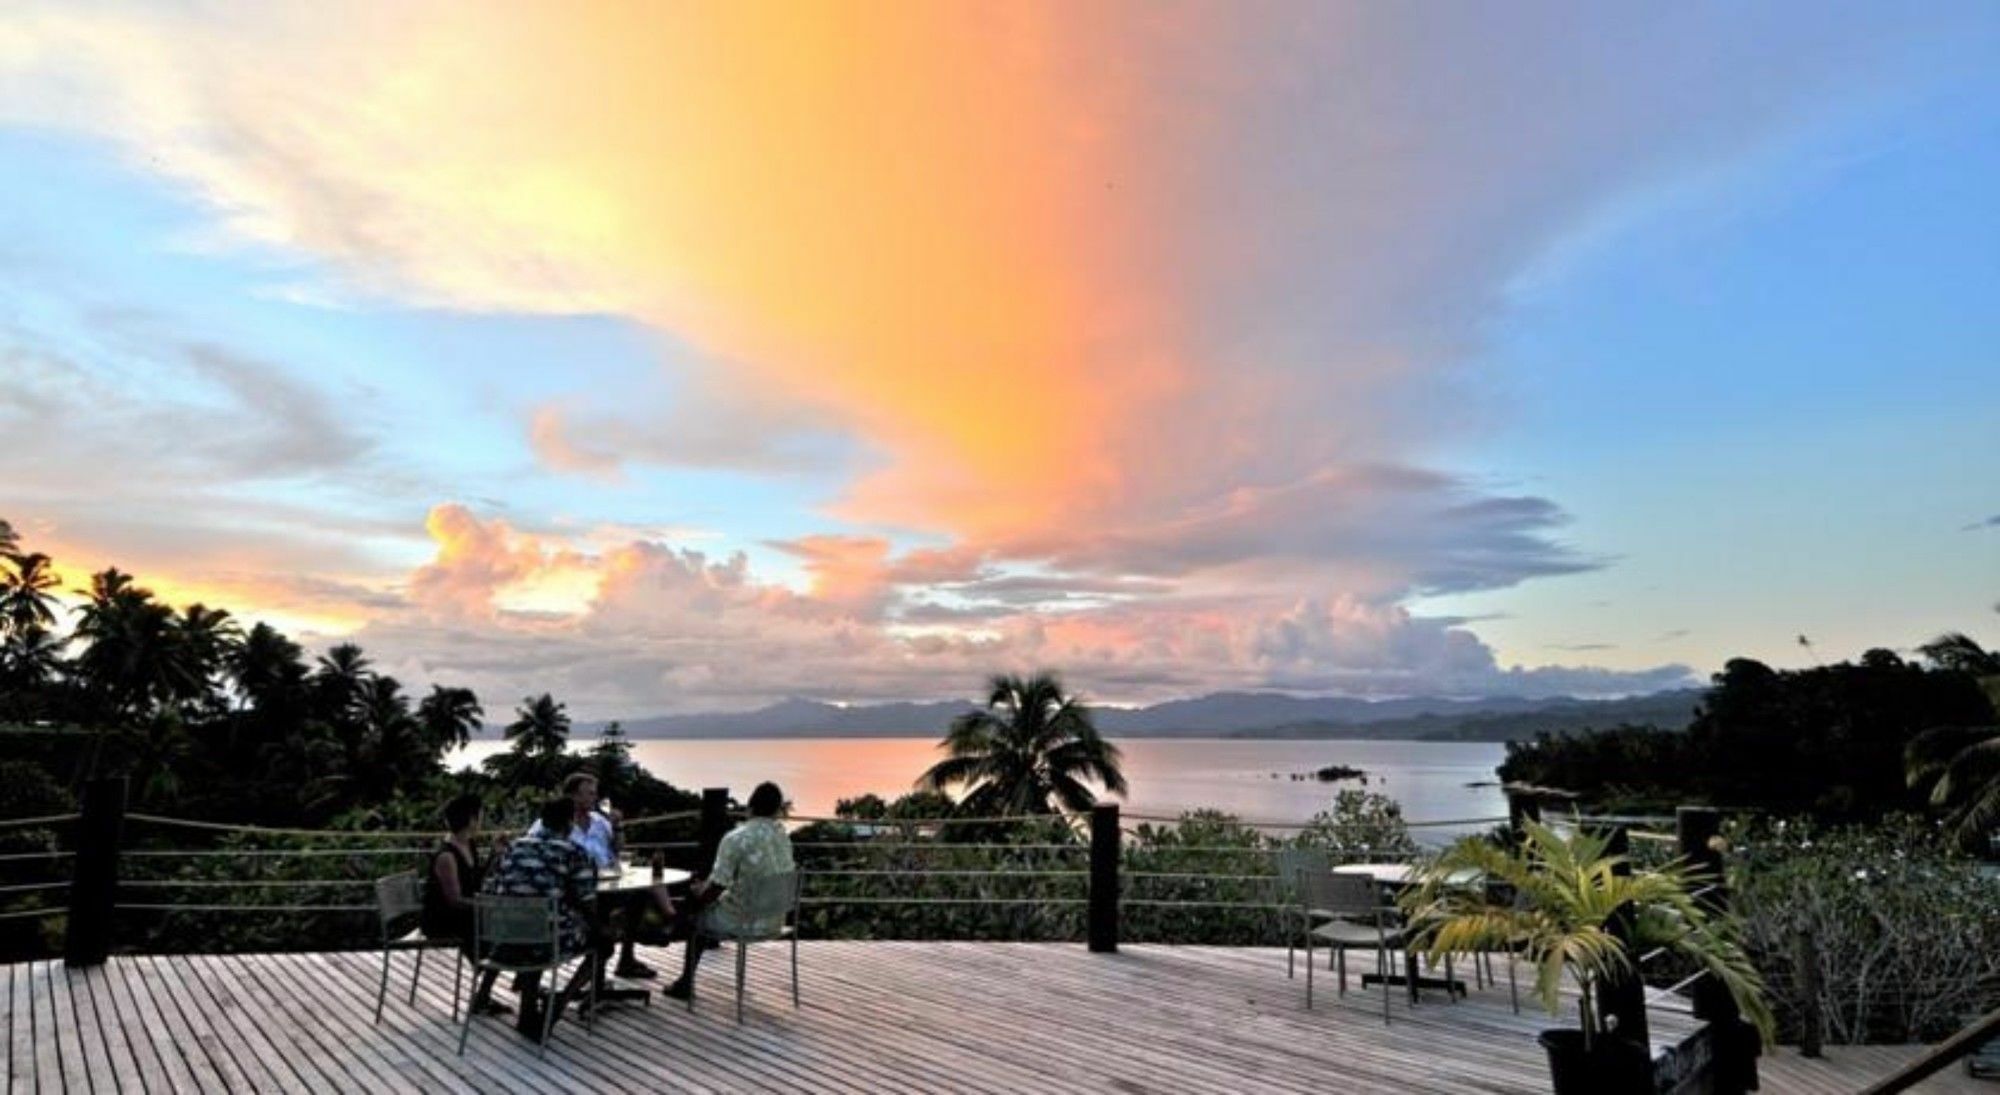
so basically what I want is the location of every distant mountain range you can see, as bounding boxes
[573,689,1704,743]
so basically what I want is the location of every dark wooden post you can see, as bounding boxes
[1088,803,1119,953]
[1677,806,1723,886]
[1678,805,1759,1093]
[1794,932,1824,1058]
[1505,788,1541,843]
[65,776,126,968]
[1596,823,1650,1054]
[698,787,730,875]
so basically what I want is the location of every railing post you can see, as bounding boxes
[1794,931,1823,1058]
[1598,824,1650,1056]
[1088,802,1119,953]
[64,776,126,968]
[698,787,730,875]
[1505,788,1541,843]
[1678,805,1758,1093]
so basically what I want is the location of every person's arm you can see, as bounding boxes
[433,849,468,910]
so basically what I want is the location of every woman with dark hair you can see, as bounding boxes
[424,793,509,1016]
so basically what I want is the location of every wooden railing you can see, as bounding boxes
[1855,1006,2000,1094]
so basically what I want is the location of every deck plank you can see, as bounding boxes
[4,944,1949,1094]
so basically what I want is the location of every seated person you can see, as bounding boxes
[481,798,609,1039]
[422,793,508,1015]
[665,781,795,1001]
[527,771,674,980]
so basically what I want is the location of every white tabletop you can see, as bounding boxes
[1332,862,1420,885]
[1332,863,1482,888]
[598,864,693,893]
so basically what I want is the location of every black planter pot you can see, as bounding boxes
[1539,1029,1652,1094]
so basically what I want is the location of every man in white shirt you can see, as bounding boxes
[528,771,668,979]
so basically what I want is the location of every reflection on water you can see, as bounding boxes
[454,737,1508,842]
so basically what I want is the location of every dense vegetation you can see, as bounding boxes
[1501,640,2000,840]
[0,518,699,959]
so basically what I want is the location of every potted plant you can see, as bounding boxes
[1401,820,1774,1094]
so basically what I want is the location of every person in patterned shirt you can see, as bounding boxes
[663,781,795,1001]
[482,798,607,1038]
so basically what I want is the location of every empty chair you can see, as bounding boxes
[1302,872,1405,1021]
[1273,847,1333,979]
[373,872,461,1023]
[687,869,801,1023]
[457,894,596,1059]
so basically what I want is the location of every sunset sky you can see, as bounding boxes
[2,2,1996,717]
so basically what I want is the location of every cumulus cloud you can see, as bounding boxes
[336,506,1690,716]
[2,3,1945,707]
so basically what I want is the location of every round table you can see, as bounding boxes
[1332,863,1483,889]
[589,865,694,1004]
[598,864,692,893]
[1329,862,1477,1001]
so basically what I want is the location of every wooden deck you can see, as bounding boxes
[1,942,1981,1093]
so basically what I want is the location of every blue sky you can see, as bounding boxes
[0,2,1994,715]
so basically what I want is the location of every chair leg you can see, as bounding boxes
[1508,954,1520,1015]
[1381,949,1391,1024]
[408,946,426,1005]
[1304,929,1314,1009]
[538,978,555,1061]
[790,933,799,1008]
[373,947,392,1024]
[450,953,464,1022]
[735,941,749,1023]
[1287,913,1296,980]
[455,974,477,1056]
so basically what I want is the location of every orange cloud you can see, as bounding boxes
[0,2,1198,544]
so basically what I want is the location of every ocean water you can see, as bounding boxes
[455,736,1508,841]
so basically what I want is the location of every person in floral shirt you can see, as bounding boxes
[482,798,605,1037]
[664,781,795,1001]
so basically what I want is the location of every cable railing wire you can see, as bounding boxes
[0,881,69,895]
[0,813,78,830]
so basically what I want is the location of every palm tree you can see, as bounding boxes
[1918,632,2000,676]
[417,685,484,753]
[916,672,1127,815]
[172,604,241,712]
[1406,820,1773,1050]
[505,693,571,758]
[72,569,188,719]
[228,622,307,713]
[1907,632,2000,851]
[311,642,372,724]
[0,627,64,690]
[1906,726,2000,851]
[0,518,16,556]
[1,552,61,638]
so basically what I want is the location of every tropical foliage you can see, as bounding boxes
[1503,641,1997,824]
[1403,820,1774,1047]
[0,517,699,958]
[917,672,1128,815]
[1731,815,2000,1043]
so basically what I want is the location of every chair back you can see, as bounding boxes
[1301,872,1380,918]
[472,894,561,966]
[729,870,801,935]
[375,872,423,936]
[1274,847,1331,895]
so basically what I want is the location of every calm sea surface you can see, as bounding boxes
[456,737,1508,842]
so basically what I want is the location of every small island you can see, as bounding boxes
[1284,764,1368,783]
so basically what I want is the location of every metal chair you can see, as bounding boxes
[457,894,597,1059]
[372,872,462,1023]
[1303,872,1405,1021]
[1274,847,1334,979]
[688,870,801,1023]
